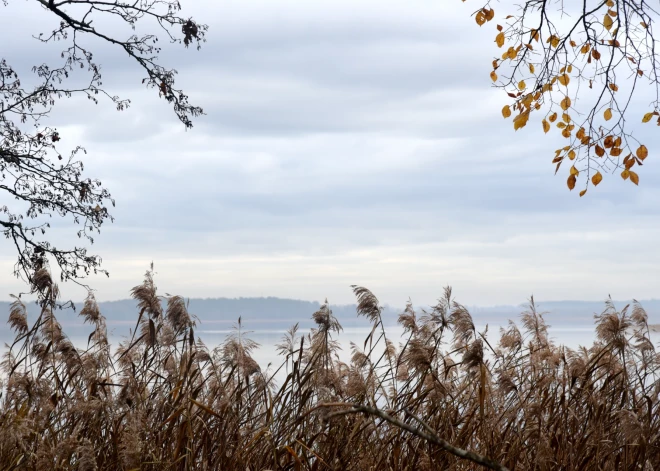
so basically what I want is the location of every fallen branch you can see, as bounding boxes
[317,402,509,471]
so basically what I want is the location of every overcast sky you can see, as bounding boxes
[1,0,659,307]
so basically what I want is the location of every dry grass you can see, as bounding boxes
[1,269,659,470]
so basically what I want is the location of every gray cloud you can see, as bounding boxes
[1,0,659,308]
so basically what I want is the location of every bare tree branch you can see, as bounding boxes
[317,402,510,471]
[1,0,207,297]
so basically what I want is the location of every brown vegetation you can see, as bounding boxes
[1,267,659,470]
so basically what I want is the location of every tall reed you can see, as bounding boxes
[1,268,658,470]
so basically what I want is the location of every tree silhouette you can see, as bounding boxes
[0,0,206,292]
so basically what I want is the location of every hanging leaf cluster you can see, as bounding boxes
[465,0,658,195]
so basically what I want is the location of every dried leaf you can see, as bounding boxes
[567,174,576,190]
[629,171,639,185]
[636,145,648,160]
[496,32,505,48]
[592,172,603,186]
[513,112,530,130]
[475,10,487,26]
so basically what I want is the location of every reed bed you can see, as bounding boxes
[1,267,659,470]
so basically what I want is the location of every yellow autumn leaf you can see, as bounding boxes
[579,189,587,197]
[592,172,603,186]
[496,32,505,48]
[621,169,630,180]
[642,112,654,123]
[518,80,526,90]
[542,119,550,133]
[490,71,498,82]
[603,14,614,30]
[567,174,576,190]
[636,145,648,160]
[502,105,512,118]
[507,47,517,60]
[560,96,571,110]
[548,112,558,122]
[529,63,535,74]
[570,165,579,176]
[595,145,605,157]
[475,10,487,26]
[629,171,639,185]
[604,108,613,121]
[495,31,504,47]
[568,150,576,160]
[558,74,570,86]
[513,112,530,130]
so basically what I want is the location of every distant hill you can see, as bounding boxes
[469,299,660,326]
[0,297,391,328]
[0,297,392,345]
[2,296,658,345]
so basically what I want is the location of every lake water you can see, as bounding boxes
[198,325,660,372]
[4,323,658,380]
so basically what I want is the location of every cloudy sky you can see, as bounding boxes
[1,0,659,307]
